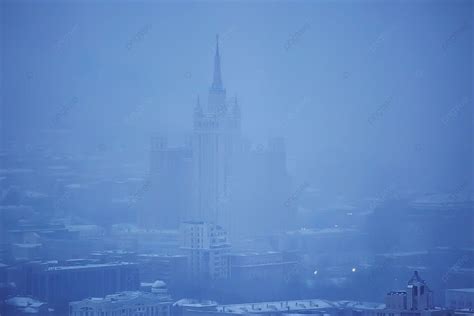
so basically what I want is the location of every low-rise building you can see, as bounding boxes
[137,254,187,287]
[230,251,297,282]
[445,289,474,311]
[26,261,139,311]
[69,290,172,316]
[181,298,384,316]
[382,271,451,316]
[173,298,218,316]
[385,271,433,310]
[2,296,51,316]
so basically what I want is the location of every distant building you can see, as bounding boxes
[445,289,474,310]
[0,206,35,261]
[367,194,474,253]
[140,280,171,297]
[149,280,172,300]
[226,138,294,236]
[107,226,180,254]
[180,222,231,281]
[385,291,408,310]
[190,36,241,227]
[223,251,298,302]
[145,36,294,237]
[11,243,42,261]
[2,296,50,316]
[173,299,218,316]
[179,271,452,316]
[385,271,434,310]
[143,137,192,229]
[180,298,384,316]
[137,254,187,290]
[383,271,450,316]
[275,227,366,268]
[69,289,172,316]
[230,251,297,282]
[0,262,16,301]
[90,250,138,263]
[26,261,139,311]
[5,221,105,261]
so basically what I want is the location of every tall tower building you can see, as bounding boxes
[147,36,293,237]
[191,35,241,226]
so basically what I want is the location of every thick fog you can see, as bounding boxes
[0,0,473,315]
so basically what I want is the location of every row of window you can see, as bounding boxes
[72,305,169,316]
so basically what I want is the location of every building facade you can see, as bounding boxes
[25,261,139,311]
[230,251,297,282]
[145,36,294,238]
[2,296,51,316]
[385,271,434,311]
[382,271,452,316]
[445,289,474,310]
[69,290,172,316]
[137,254,188,292]
[180,222,231,281]
[190,36,241,227]
[144,137,192,229]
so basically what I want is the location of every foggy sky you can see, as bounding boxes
[1,0,472,197]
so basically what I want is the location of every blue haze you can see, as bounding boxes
[2,1,472,196]
[0,0,473,313]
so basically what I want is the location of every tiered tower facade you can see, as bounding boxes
[191,36,241,226]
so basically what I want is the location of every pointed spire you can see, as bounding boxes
[211,34,223,91]
[233,95,240,117]
[194,95,203,117]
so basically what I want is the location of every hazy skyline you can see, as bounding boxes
[1,0,472,196]
[0,1,473,313]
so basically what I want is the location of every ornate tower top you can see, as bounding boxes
[408,270,426,285]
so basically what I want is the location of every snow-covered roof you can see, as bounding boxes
[447,288,474,293]
[70,291,172,310]
[173,298,218,308]
[13,243,42,248]
[5,296,46,313]
[0,168,34,174]
[214,299,385,314]
[287,227,359,236]
[47,262,135,271]
[24,190,48,198]
[410,192,474,210]
[152,280,166,288]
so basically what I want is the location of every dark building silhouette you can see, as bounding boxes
[24,261,139,311]
[142,137,192,229]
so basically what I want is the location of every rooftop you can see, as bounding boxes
[408,271,426,285]
[387,291,407,296]
[447,288,474,293]
[287,227,359,236]
[174,298,218,308]
[70,291,172,309]
[5,296,47,313]
[214,299,385,314]
[47,262,135,271]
